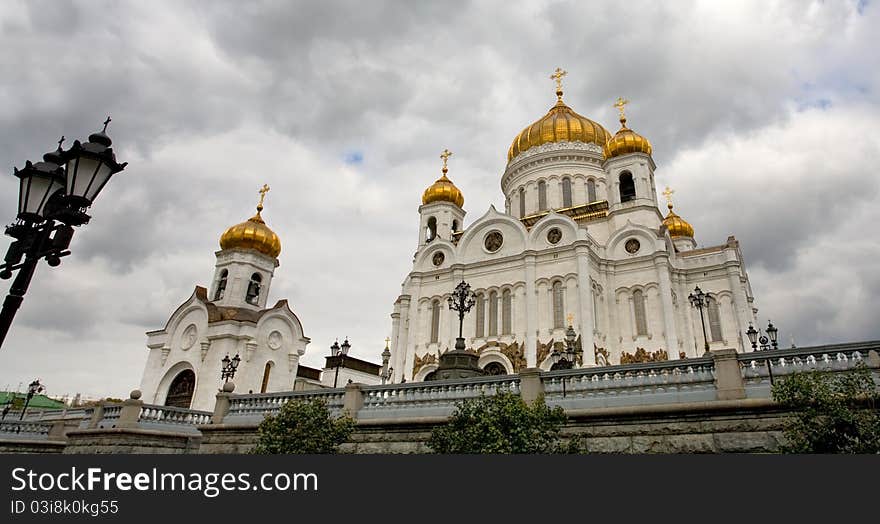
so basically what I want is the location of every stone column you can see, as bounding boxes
[655,257,680,360]
[343,383,364,419]
[116,390,144,429]
[395,295,412,382]
[525,254,538,367]
[575,245,596,365]
[712,348,745,400]
[211,382,235,424]
[519,368,544,405]
[726,264,749,351]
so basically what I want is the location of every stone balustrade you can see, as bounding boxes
[738,341,880,397]
[359,374,521,419]
[0,420,57,440]
[137,404,212,433]
[542,357,717,410]
[223,389,346,424]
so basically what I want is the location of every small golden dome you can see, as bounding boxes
[662,203,694,238]
[508,98,612,162]
[422,149,464,208]
[422,173,464,208]
[605,116,652,158]
[219,185,282,258]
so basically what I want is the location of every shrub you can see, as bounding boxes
[772,365,880,453]
[428,392,583,453]
[250,398,355,454]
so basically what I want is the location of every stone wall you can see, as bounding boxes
[62,428,202,454]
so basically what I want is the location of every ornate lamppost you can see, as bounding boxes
[745,321,779,385]
[380,337,393,385]
[550,322,582,398]
[220,353,241,385]
[19,379,44,420]
[688,286,711,355]
[429,280,483,381]
[0,119,127,349]
[331,338,351,388]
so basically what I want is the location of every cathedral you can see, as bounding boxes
[389,69,758,383]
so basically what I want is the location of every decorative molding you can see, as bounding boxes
[288,353,299,372]
[267,330,283,350]
[181,324,197,350]
[620,347,668,364]
[245,339,258,362]
[510,140,604,164]
[412,352,438,378]
[160,346,171,367]
[199,340,210,362]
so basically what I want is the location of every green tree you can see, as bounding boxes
[428,392,583,453]
[251,399,355,454]
[772,365,880,453]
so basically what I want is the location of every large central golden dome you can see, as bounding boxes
[507,92,612,162]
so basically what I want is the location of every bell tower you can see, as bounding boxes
[418,149,465,247]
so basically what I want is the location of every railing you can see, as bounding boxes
[359,374,521,419]
[0,420,56,440]
[542,357,717,409]
[95,405,122,429]
[225,389,346,423]
[739,341,880,398]
[137,404,212,433]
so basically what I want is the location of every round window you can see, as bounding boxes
[432,252,445,266]
[484,231,504,253]
[625,238,641,254]
[547,227,562,244]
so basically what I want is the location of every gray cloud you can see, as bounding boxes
[0,0,878,398]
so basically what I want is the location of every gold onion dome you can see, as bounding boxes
[662,202,694,238]
[605,97,652,158]
[422,149,464,208]
[219,184,282,258]
[507,68,612,162]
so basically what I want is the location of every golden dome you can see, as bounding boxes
[662,203,694,238]
[605,115,653,158]
[507,90,612,162]
[422,149,464,208]
[219,185,282,258]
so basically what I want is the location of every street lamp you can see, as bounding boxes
[688,286,711,355]
[550,323,582,398]
[746,320,779,385]
[19,379,44,420]
[447,280,476,351]
[331,337,351,388]
[380,337,393,385]
[220,353,241,384]
[0,119,127,349]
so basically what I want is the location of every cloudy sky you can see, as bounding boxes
[0,0,877,400]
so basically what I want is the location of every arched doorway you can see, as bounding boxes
[483,362,507,375]
[165,369,196,408]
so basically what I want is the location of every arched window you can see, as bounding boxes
[488,291,498,336]
[633,289,648,336]
[538,180,547,211]
[619,172,636,202]
[426,216,437,243]
[430,299,440,343]
[562,178,572,208]
[452,220,459,233]
[246,273,262,305]
[707,296,723,342]
[214,269,228,301]
[475,293,485,338]
[260,362,273,393]
[587,179,597,203]
[519,187,526,218]
[165,369,195,409]
[552,281,564,329]
[483,362,507,375]
[502,289,512,335]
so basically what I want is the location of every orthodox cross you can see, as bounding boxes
[57,136,65,149]
[440,149,452,173]
[257,184,270,210]
[662,186,675,207]
[613,97,629,122]
[566,313,574,326]
[384,337,390,348]
[550,67,567,98]
[102,116,112,132]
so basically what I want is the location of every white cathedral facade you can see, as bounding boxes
[389,72,758,383]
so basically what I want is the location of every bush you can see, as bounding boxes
[772,365,880,453]
[250,399,355,454]
[428,392,583,453]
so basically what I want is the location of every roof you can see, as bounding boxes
[0,392,66,409]
[324,355,382,376]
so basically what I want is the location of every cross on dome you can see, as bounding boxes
[662,186,675,209]
[257,184,270,212]
[550,67,567,100]
[613,97,629,125]
[440,149,453,173]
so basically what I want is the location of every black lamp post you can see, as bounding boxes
[447,280,476,351]
[220,353,241,384]
[331,338,351,388]
[688,286,711,355]
[429,280,482,381]
[0,119,127,349]
[550,323,581,397]
[746,321,779,385]
[19,379,44,421]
